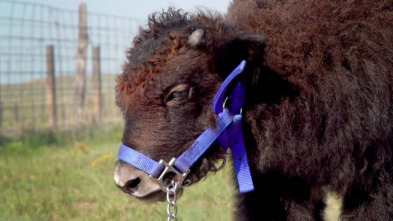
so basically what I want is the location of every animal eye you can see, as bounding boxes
[165,84,193,106]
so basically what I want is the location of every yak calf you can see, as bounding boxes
[114,0,393,220]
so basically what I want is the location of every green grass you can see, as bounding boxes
[0,126,342,220]
[0,126,235,221]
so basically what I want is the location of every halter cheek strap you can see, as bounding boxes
[117,60,254,193]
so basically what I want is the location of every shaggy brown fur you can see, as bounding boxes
[116,0,393,220]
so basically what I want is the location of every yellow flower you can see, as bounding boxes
[75,141,89,154]
[91,153,113,168]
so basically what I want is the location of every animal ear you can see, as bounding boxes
[212,34,267,78]
[212,34,299,105]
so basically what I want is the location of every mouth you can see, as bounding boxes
[132,190,166,202]
[131,188,184,203]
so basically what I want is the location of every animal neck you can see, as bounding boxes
[243,65,299,107]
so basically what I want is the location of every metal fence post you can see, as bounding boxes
[46,45,57,128]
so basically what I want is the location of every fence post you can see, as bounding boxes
[46,45,57,128]
[14,103,19,124]
[92,46,103,122]
[0,101,2,130]
[74,2,88,124]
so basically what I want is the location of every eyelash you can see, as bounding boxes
[165,85,193,106]
[169,89,189,101]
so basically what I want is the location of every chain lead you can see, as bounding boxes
[166,181,179,221]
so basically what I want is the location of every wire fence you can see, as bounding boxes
[0,1,143,136]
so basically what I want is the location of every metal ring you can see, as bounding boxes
[222,96,243,115]
[222,97,229,111]
[212,156,227,172]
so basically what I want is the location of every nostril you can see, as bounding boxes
[124,178,141,193]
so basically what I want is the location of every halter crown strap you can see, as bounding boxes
[117,60,254,193]
[212,60,254,193]
[173,109,234,173]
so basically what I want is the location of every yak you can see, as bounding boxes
[114,0,393,220]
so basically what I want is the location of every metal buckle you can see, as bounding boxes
[150,158,190,192]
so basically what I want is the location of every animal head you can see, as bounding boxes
[114,8,286,201]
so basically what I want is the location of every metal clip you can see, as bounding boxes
[150,158,190,192]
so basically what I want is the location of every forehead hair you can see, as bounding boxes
[116,8,226,109]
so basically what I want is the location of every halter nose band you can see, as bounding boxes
[118,144,164,178]
[117,60,254,193]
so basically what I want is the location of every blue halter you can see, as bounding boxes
[117,60,254,193]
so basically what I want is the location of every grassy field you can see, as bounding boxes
[0,126,235,221]
[0,125,342,221]
[0,74,121,136]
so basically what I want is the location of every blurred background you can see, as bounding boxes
[0,0,230,135]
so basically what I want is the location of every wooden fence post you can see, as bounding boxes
[0,101,3,130]
[92,46,103,122]
[14,103,19,123]
[74,2,88,123]
[46,45,57,128]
